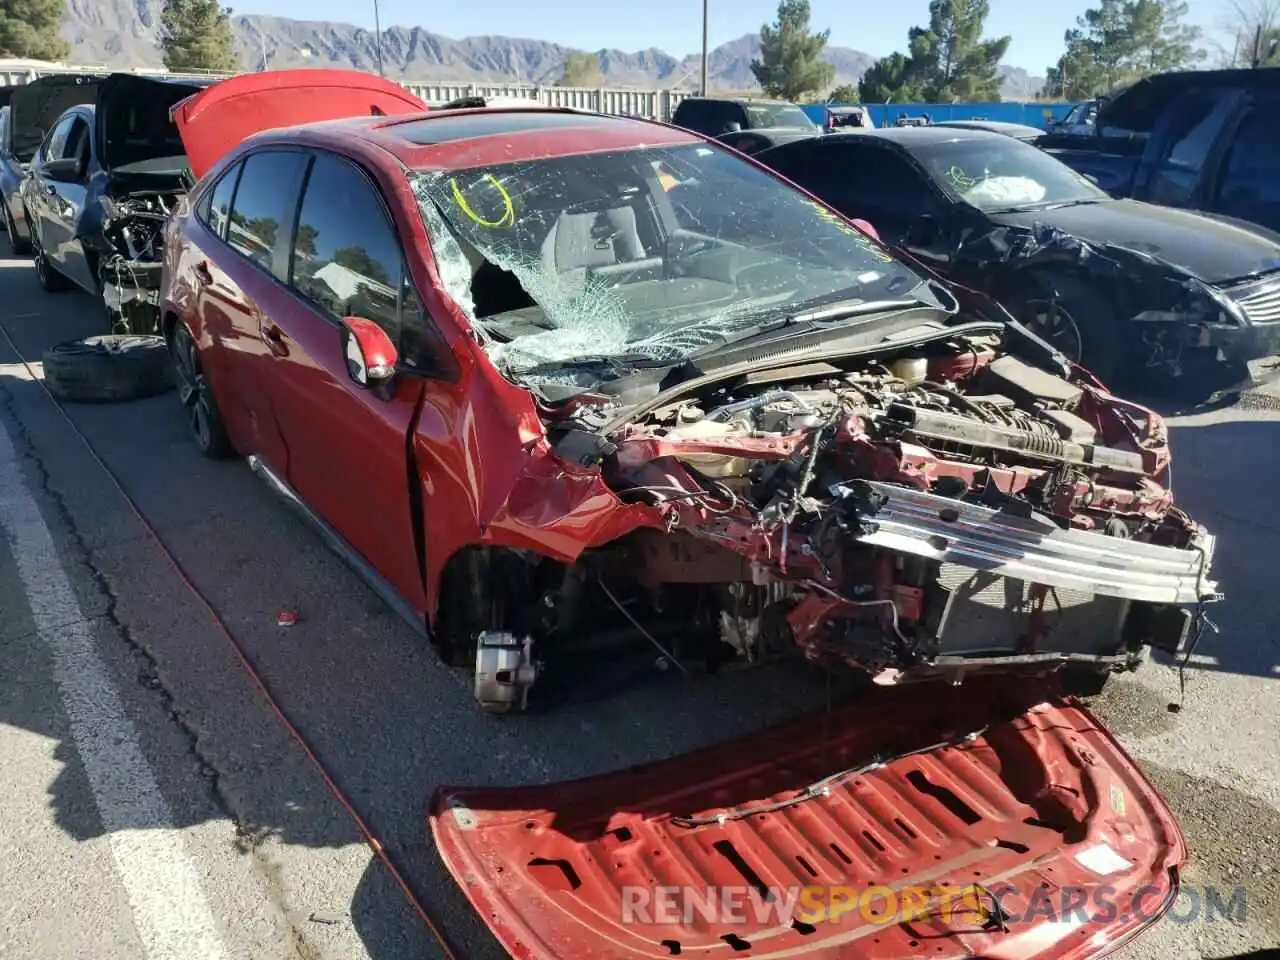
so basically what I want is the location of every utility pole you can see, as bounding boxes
[699,0,709,96]
[373,0,385,77]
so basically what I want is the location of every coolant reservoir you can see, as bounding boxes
[666,419,753,478]
[890,355,928,385]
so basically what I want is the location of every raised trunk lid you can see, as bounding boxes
[95,73,210,174]
[8,74,104,163]
[430,680,1183,959]
[169,68,431,179]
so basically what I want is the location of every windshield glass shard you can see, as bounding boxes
[409,142,933,385]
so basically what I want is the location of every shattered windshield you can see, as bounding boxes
[409,142,929,382]
[915,137,1109,212]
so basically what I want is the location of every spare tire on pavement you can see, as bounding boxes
[42,335,175,403]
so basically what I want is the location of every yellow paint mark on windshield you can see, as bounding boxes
[805,199,894,262]
[945,165,980,190]
[450,174,516,228]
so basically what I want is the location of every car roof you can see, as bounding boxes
[680,96,794,105]
[824,126,1014,149]
[252,107,703,170]
[934,120,1039,132]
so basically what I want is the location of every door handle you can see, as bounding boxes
[261,322,288,356]
[193,260,213,284]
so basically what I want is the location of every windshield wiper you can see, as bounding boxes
[518,352,673,375]
[690,298,935,359]
[990,198,1103,214]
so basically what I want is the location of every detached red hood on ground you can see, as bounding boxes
[170,69,430,179]
[431,681,1184,959]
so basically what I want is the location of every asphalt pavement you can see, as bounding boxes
[0,252,1276,960]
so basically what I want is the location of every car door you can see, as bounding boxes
[1203,94,1280,234]
[28,115,88,276]
[196,148,310,469]
[262,149,433,612]
[43,113,96,291]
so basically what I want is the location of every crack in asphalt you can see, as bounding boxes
[0,383,318,960]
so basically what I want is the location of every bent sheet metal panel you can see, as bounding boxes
[430,681,1185,960]
[846,480,1216,606]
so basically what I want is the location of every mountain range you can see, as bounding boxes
[59,0,1045,98]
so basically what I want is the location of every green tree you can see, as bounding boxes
[1076,0,1141,91]
[859,0,1009,103]
[1045,0,1202,99]
[1040,45,1100,99]
[1219,0,1280,66]
[0,0,70,60]
[827,83,860,102]
[750,0,835,101]
[295,224,318,258]
[558,51,603,87]
[858,53,924,102]
[333,246,390,284]
[160,0,239,73]
[246,216,277,248]
[1127,0,1204,72]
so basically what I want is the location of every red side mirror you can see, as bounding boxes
[340,316,398,388]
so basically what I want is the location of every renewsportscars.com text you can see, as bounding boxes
[620,883,1247,927]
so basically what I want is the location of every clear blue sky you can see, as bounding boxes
[237,0,1231,73]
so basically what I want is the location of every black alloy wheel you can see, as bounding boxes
[167,321,233,459]
[1021,299,1084,363]
[31,222,71,292]
[4,202,31,255]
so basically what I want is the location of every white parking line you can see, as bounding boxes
[0,419,229,960]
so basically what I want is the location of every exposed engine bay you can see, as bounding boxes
[439,329,1220,712]
[93,189,183,334]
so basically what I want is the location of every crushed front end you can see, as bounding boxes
[91,188,183,334]
[520,328,1219,696]
[405,144,1221,713]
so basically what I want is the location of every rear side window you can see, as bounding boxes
[708,102,746,133]
[289,151,405,341]
[196,162,241,240]
[673,100,709,131]
[226,150,308,273]
[808,143,936,218]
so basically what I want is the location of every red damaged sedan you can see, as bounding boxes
[162,88,1218,707]
[157,78,1211,957]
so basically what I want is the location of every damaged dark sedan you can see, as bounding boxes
[757,127,1280,391]
[20,73,210,332]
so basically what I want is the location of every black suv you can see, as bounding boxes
[1042,68,1280,236]
[670,96,820,154]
